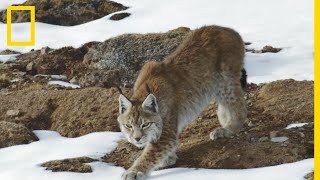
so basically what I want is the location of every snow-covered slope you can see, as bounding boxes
[0,0,314,83]
[0,130,314,180]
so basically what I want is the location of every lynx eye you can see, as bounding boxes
[124,124,132,129]
[141,122,152,129]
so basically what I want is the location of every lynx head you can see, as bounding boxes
[117,93,163,147]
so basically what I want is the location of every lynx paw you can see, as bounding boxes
[209,127,233,140]
[161,153,177,168]
[122,169,146,180]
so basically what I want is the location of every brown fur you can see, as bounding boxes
[118,25,247,180]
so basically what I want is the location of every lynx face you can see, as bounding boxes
[117,94,163,147]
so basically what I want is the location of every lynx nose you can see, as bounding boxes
[134,137,141,142]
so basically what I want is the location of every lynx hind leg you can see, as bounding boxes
[210,74,247,140]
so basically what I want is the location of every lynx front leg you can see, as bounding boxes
[158,150,177,169]
[210,75,247,140]
[122,129,178,180]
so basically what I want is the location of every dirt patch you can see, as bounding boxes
[103,80,314,169]
[0,87,128,137]
[0,0,128,26]
[50,87,125,137]
[256,79,313,125]
[0,121,38,148]
[41,156,98,173]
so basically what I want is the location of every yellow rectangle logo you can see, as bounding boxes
[6,6,35,46]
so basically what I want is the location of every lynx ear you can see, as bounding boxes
[119,94,132,114]
[142,94,158,113]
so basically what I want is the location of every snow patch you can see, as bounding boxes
[35,74,67,80]
[48,81,80,89]
[0,0,27,11]
[0,130,314,180]
[285,123,309,129]
[0,54,19,63]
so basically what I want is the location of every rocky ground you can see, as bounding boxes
[0,0,129,26]
[0,25,313,179]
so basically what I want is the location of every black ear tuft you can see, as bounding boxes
[240,68,247,89]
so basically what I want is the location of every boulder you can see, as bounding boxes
[82,27,191,87]
[0,121,38,148]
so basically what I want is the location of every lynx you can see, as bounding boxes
[117,25,247,180]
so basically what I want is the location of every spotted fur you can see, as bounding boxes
[117,25,247,180]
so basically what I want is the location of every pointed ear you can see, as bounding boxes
[142,94,158,113]
[119,94,132,114]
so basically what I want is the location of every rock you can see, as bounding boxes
[261,45,282,53]
[12,71,26,76]
[0,90,12,96]
[6,110,21,117]
[0,0,128,26]
[304,171,314,180]
[69,77,79,85]
[289,148,299,156]
[26,62,35,73]
[0,77,10,89]
[258,137,269,142]
[269,131,278,138]
[299,132,306,138]
[110,12,131,20]
[82,27,190,87]
[40,47,51,55]
[308,141,314,144]
[270,137,289,143]
[0,49,20,55]
[41,156,97,173]
[246,45,282,53]
[248,121,254,127]
[0,121,38,148]
[7,63,24,71]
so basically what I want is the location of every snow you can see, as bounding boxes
[0,54,19,63]
[0,0,314,83]
[0,130,314,180]
[0,130,123,180]
[0,0,27,11]
[285,123,309,129]
[48,80,80,89]
[35,74,67,80]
